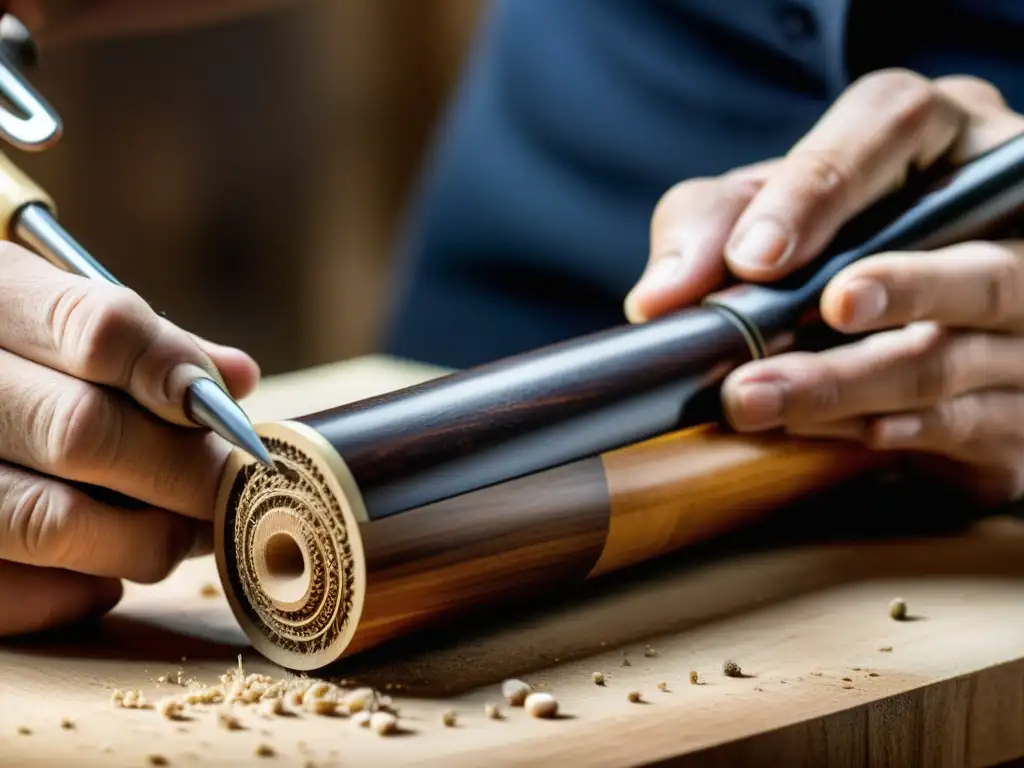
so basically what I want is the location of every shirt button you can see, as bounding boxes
[777,1,818,41]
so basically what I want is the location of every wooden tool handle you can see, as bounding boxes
[0,149,52,234]
[215,420,891,670]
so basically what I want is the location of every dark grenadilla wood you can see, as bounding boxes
[302,309,753,519]
[300,133,1024,522]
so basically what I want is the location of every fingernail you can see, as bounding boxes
[875,415,921,446]
[166,363,218,408]
[624,252,684,322]
[727,219,792,269]
[730,380,785,428]
[841,278,888,328]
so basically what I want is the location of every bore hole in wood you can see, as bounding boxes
[262,532,308,605]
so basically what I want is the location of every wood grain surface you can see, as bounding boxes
[1,355,1023,767]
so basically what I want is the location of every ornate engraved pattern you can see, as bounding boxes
[222,438,356,657]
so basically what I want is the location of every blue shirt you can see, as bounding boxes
[384,0,1024,369]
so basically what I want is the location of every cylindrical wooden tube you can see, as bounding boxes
[214,420,891,671]
[214,133,1024,671]
[296,308,756,520]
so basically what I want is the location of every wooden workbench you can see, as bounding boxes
[2,355,1023,767]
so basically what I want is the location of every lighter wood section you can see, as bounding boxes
[1,355,1023,767]
[591,426,888,576]
[0,150,54,235]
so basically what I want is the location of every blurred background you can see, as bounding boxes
[16,0,483,375]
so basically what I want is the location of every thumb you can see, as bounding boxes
[625,162,774,324]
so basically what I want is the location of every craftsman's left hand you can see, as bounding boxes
[625,70,1024,504]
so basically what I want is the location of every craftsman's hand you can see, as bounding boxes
[0,246,260,635]
[625,69,1024,504]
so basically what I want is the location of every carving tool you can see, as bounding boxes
[0,16,274,467]
[215,132,1024,671]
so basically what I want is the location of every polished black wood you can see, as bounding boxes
[302,310,752,519]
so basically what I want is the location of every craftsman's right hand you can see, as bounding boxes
[0,244,260,635]
[625,69,1024,505]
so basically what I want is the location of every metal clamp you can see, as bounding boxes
[0,14,61,150]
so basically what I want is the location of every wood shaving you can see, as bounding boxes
[524,692,558,719]
[113,689,149,709]
[261,696,287,717]
[689,671,701,686]
[199,583,220,598]
[879,646,893,652]
[340,688,376,715]
[370,711,398,735]
[218,710,243,731]
[158,698,186,721]
[352,711,371,728]
[500,679,531,707]
[306,682,333,700]
[306,697,338,716]
[722,660,742,678]
[254,743,275,758]
[656,681,668,692]
[17,726,30,735]
[889,598,907,621]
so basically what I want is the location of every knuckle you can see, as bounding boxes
[52,284,151,384]
[934,75,1007,108]
[911,334,958,402]
[3,479,82,566]
[790,147,851,202]
[794,359,843,419]
[854,68,942,136]
[40,383,123,472]
[937,397,986,445]
[970,242,1021,326]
